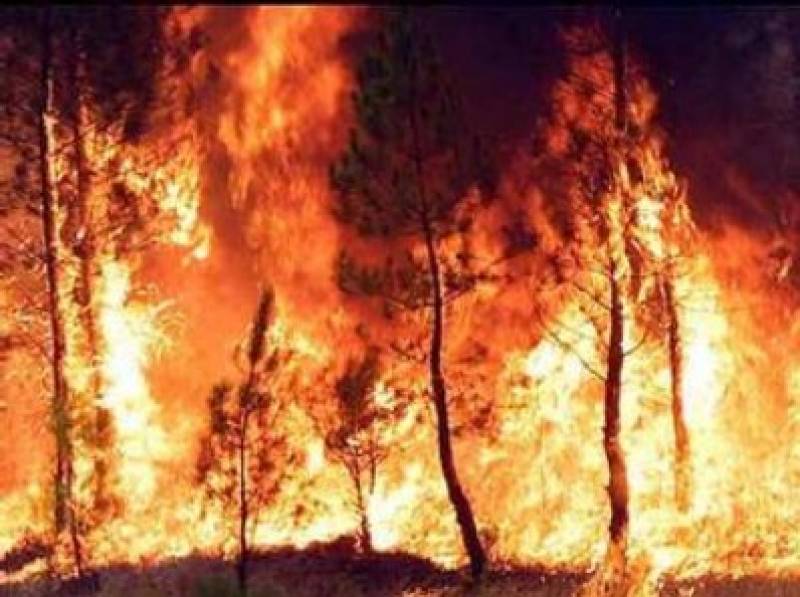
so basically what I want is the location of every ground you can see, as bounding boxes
[4,541,800,596]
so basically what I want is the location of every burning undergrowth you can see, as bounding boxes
[1,6,800,596]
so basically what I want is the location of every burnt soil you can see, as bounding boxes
[4,538,800,596]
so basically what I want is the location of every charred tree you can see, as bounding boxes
[330,8,491,579]
[234,297,269,596]
[236,373,252,595]
[0,8,207,584]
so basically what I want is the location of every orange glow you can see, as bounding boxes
[2,9,800,595]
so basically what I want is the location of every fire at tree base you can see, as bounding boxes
[2,7,800,597]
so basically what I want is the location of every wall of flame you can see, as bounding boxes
[2,6,800,587]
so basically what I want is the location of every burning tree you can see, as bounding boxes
[196,288,294,596]
[319,346,408,554]
[0,5,170,574]
[1,5,204,577]
[531,14,700,593]
[330,7,490,579]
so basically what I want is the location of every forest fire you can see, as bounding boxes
[2,5,800,597]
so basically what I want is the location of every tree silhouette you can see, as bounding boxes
[320,346,408,553]
[330,7,490,578]
[196,289,295,596]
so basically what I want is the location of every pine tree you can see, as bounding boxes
[0,6,190,575]
[196,289,294,596]
[321,346,407,553]
[535,13,697,593]
[530,15,637,592]
[330,7,488,579]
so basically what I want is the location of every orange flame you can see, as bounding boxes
[2,10,800,595]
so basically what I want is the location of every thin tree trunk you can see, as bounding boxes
[238,413,249,596]
[237,372,256,596]
[604,266,629,563]
[404,28,485,575]
[602,9,630,583]
[421,217,486,580]
[663,276,690,511]
[358,508,373,555]
[237,415,248,596]
[67,26,113,518]
[352,462,373,554]
[38,8,83,576]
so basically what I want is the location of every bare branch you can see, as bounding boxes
[533,307,606,382]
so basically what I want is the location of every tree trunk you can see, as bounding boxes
[663,276,691,511]
[66,26,113,518]
[601,7,630,584]
[237,369,259,596]
[604,267,629,564]
[38,8,83,576]
[422,217,486,580]
[405,34,485,575]
[358,510,373,555]
[238,409,249,596]
[352,465,373,554]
